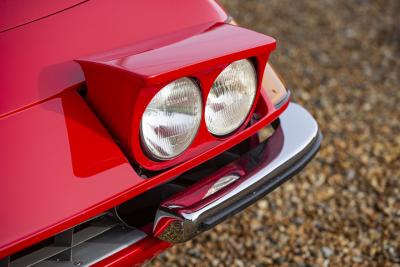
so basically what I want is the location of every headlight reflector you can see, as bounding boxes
[140,78,202,160]
[205,59,257,136]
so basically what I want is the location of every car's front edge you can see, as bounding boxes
[0,1,321,266]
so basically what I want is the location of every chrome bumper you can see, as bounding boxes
[153,103,322,243]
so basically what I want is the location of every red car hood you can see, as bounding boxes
[0,0,226,118]
[0,0,86,32]
[0,0,227,258]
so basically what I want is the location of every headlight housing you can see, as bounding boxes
[140,78,202,160]
[78,23,278,170]
[205,59,257,136]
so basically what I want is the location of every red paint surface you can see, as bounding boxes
[0,0,86,32]
[0,0,227,258]
[0,91,140,258]
[79,24,276,170]
[0,0,288,264]
[0,0,227,118]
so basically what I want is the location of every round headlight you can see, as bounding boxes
[205,59,257,136]
[140,78,202,160]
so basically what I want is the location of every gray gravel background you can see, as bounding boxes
[150,0,400,266]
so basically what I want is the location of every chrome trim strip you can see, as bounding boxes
[153,103,321,243]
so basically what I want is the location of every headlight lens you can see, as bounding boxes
[205,59,257,136]
[140,78,202,160]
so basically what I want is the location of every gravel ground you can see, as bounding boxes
[150,1,400,266]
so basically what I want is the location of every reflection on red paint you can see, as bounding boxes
[61,90,126,177]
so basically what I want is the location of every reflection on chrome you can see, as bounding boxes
[203,174,240,199]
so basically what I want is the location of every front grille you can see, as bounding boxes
[1,214,146,267]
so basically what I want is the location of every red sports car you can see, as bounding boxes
[0,1,321,266]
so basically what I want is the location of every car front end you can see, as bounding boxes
[0,1,321,266]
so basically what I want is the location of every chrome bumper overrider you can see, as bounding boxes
[153,103,322,243]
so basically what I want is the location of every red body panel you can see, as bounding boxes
[0,0,227,117]
[0,0,228,258]
[0,0,86,32]
[0,0,289,264]
[0,91,138,258]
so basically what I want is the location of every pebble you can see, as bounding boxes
[321,247,334,258]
